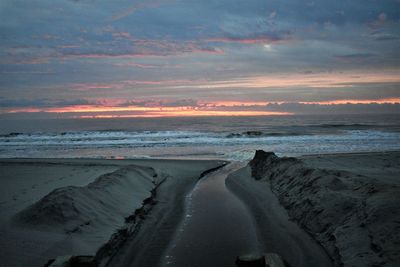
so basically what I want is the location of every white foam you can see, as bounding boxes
[1,130,399,159]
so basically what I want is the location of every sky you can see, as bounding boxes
[0,0,400,118]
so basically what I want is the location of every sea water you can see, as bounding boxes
[0,114,399,160]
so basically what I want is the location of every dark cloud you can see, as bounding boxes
[335,53,375,59]
[264,102,400,115]
[373,34,400,41]
[207,102,400,115]
[334,53,375,62]
[0,98,91,108]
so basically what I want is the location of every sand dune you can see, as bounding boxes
[248,150,400,267]
[226,164,333,267]
[15,165,160,230]
[0,158,223,267]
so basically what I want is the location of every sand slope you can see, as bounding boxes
[249,150,400,267]
[15,165,158,229]
[14,165,160,247]
[0,159,223,267]
[226,165,333,267]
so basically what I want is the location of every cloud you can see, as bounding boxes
[264,102,400,115]
[0,0,399,115]
[3,98,400,118]
[368,12,389,31]
[207,35,286,44]
[112,32,133,39]
[117,99,200,107]
[62,79,196,92]
[0,70,55,74]
[215,14,292,46]
[373,34,400,41]
[379,13,388,22]
[110,0,174,21]
[59,39,224,59]
[0,98,91,108]
[334,53,375,62]
[112,62,159,69]
[165,72,400,90]
[69,83,124,91]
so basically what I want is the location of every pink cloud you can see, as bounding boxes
[123,79,193,86]
[57,45,81,49]
[112,62,159,69]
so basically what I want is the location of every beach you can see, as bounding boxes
[2,0,400,265]
[0,158,225,266]
[239,150,400,267]
[0,151,399,267]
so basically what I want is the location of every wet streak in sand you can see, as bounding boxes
[161,163,260,267]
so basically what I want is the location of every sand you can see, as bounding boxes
[161,163,261,267]
[0,158,224,267]
[1,151,398,267]
[226,164,333,267]
[245,150,400,267]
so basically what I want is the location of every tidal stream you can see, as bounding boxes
[162,162,260,267]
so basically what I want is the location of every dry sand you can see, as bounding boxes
[244,150,400,267]
[0,158,224,267]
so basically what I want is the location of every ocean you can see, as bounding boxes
[1,114,399,160]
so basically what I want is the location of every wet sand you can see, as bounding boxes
[162,163,260,267]
[109,160,333,267]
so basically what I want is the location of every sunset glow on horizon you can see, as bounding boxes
[5,97,400,118]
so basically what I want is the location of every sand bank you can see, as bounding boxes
[0,158,224,267]
[241,150,400,267]
[226,163,333,267]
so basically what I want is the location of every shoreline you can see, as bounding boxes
[2,148,399,162]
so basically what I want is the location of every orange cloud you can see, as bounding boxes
[76,110,291,119]
[6,103,291,117]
